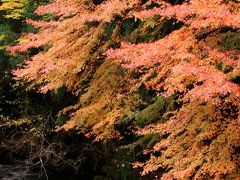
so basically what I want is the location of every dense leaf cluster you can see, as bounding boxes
[3,0,240,179]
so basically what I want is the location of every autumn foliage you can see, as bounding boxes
[8,0,240,179]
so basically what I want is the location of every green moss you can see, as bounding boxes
[220,32,240,50]
[214,62,233,73]
[145,134,162,147]
[134,97,166,127]
[146,71,158,82]
[42,43,52,51]
[136,84,157,103]
[222,65,233,73]
[120,18,141,36]
[229,75,240,85]
[126,133,166,150]
[214,62,223,71]
[103,22,116,40]
[119,86,178,129]
[145,2,161,10]
[124,18,184,43]
[84,21,100,28]
[41,13,59,21]
[55,115,68,126]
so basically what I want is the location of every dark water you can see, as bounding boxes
[0,164,78,180]
[0,164,40,180]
